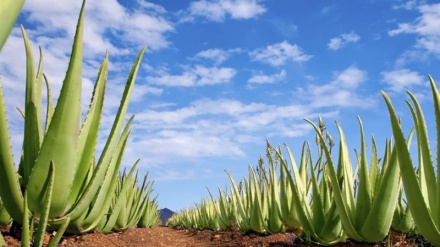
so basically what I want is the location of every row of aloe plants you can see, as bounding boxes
[169,78,440,245]
[0,0,160,246]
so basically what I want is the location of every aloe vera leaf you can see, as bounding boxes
[429,76,440,227]
[285,145,307,198]
[68,47,146,220]
[248,168,265,233]
[225,171,248,228]
[312,145,345,244]
[382,91,440,246]
[131,178,151,227]
[278,153,298,227]
[266,159,284,233]
[33,161,55,247]
[335,123,356,220]
[68,53,108,206]
[279,154,314,232]
[359,143,400,241]
[20,27,41,186]
[0,202,11,226]
[0,233,5,247]
[112,164,138,231]
[47,217,70,247]
[126,179,148,229]
[319,197,345,243]
[299,143,309,194]
[21,192,30,247]
[117,173,138,230]
[35,47,43,135]
[407,91,438,220]
[310,160,325,234]
[77,121,134,231]
[123,176,148,226]
[0,79,24,222]
[406,102,431,207]
[368,136,379,197]
[354,117,372,230]
[26,0,85,218]
[0,0,24,52]
[0,6,24,215]
[43,74,54,133]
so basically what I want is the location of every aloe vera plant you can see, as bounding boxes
[382,76,440,246]
[0,0,153,242]
[276,128,345,245]
[207,187,236,230]
[227,164,268,234]
[114,170,156,231]
[306,117,401,243]
[138,195,161,228]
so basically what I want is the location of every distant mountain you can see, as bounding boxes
[159,208,175,226]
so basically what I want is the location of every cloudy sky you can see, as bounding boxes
[1,0,440,211]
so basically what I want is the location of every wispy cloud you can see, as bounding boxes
[134,98,314,141]
[248,69,286,85]
[392,0,418,10]
[147,66,236,87]
[389,3,440,58]
[249,41,312,66]
[189,48,242,65]
[328,31,360,50]
[296,66,375,108]
[381,69,424,93]
[183,0,266,22]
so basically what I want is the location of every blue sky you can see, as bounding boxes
[1,0,440,211]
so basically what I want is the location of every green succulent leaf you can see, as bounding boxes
[0,0,25,52]
[26,0,86,218]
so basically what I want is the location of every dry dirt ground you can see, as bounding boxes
[2,225,430,247]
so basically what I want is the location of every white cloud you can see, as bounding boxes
[248,69,286,85]
[124,97,318,166]
[151,169,200,182]
[132,85,163,101]
[186,0,266,22]
[21,0,174,56]
[137,0,167,14]
[192,49,230,64]
[147,66,236,87]
[250,41,312,66]
[328,31,360,50]
[296,66,375,108]
[190,48,243,65]
[381,69,424,93]
[389,3,440,57]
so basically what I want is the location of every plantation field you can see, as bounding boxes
[1,225,429,247]
[2,1,440,246]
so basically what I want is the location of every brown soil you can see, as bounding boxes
[1,225,426,247]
